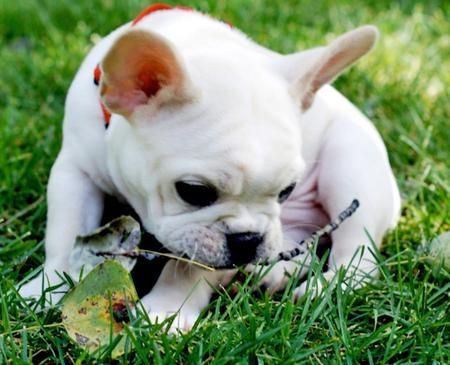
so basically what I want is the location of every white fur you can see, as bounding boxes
[19,9,400,332]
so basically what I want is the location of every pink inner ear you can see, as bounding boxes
[138,71,162,98]
[101,85,148,116]
[101,74,162,117]
[301,48,366,110]
[100,30,185,117]
[315,49,356,88]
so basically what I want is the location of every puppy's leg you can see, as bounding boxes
[141,261,222,333]
[255,236,311,294]
[294,118,400,299]
[19,151,103,303]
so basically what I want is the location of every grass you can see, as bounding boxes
[1,0,449,363]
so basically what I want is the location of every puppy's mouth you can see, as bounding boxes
[100,196,273,268]
[141,231,268,269]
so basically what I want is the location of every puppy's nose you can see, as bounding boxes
[226,232,263,265]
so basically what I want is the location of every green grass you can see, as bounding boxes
[1,0,449,363]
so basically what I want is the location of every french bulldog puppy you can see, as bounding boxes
[19,6,400,331]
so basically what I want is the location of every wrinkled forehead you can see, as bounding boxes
[149,114,304,195]
[139,52,304,186]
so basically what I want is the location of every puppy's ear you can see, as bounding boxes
[100,29,192,118]
[278,26,378,110]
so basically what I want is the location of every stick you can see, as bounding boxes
[94,199,359,271]
[94,248,215,272]
[274,199,360,263]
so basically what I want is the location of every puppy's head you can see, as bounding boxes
[99,25,378,267]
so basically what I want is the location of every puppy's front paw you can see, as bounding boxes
[147,311,200,334]
[293,271,337,300]
[140,295,200,334]
[293,267,374,301]
[256,260,309,294]
[18,276,45,299]
[18,272,68,306]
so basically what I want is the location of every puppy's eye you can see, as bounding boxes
[278,183,296,203]
[175,181,218,207]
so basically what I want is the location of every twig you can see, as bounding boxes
[139,249,215,271]
[94,248,215,272]
[92,199,359,271]
[269,199,360,264]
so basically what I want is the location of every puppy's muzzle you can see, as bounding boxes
[226,232,264,265]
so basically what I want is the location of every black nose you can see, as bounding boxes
[226,232,264,265]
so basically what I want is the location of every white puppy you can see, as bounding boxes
[20,6,400,331]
